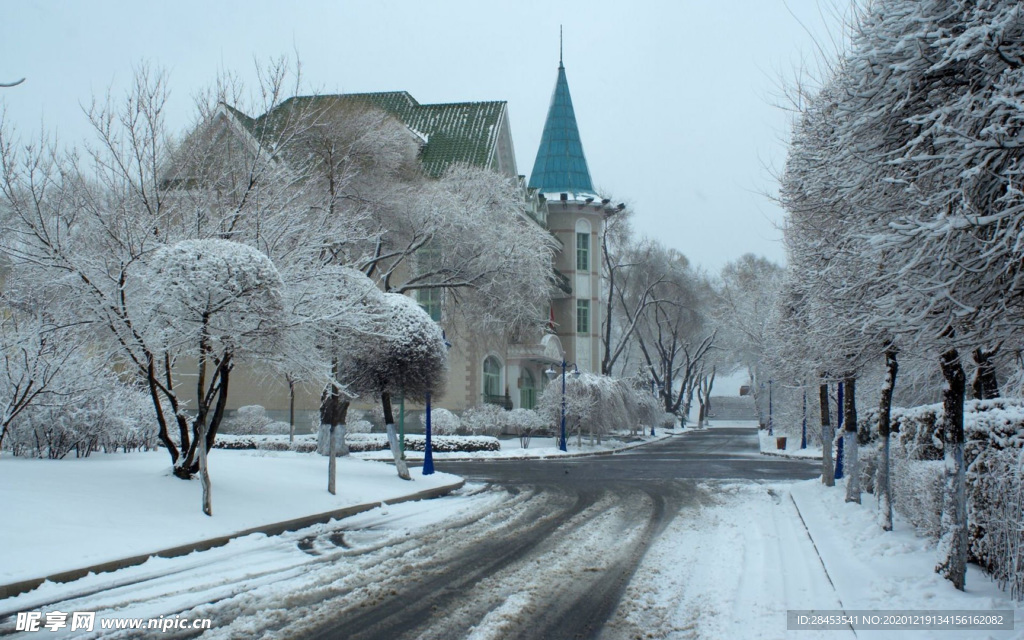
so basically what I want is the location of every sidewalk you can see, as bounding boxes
[789,478,1023,639]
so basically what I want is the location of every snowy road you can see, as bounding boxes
[1,425,826,639]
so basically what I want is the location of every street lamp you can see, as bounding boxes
[422,331,452,476]
[545,360,579,452]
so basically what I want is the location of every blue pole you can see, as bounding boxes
[559,361,567,451]
[423,392,434,475]
[801,388,807,449]
[651,378,657,436]
[834,382,844,479]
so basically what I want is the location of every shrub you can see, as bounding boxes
[6,377,158,458]
[420,407,461,435]
[506,408,544,447]
[346,419,373,434]
[461,404,506,436]
[223,405,277,435]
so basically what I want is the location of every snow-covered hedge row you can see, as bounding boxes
[213,434,317,453]
[858,399,1024,597]
[347,433,500,453]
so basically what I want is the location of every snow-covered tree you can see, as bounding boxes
[715,254,784,426]
[131,238,286,514]
[336,292,448,480]
[0,61,382,483]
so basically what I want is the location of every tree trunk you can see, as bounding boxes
[970,347,1000,400]
[878,348,898,531]
[328,423,337,495]
[318,381,350,457]
[820,380,834,487]
[198,418,212,516]
[205,358,231,452]
[843,376,860,504]
[936,348,968,590]
[382,392,411,480]
[146,357,179,465]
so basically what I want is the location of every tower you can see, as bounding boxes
[529,41,611,374]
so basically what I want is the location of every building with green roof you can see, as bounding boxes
[195,56,621,417]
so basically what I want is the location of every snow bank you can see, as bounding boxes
[0,450,460,585]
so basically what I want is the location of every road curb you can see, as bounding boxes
[356,431,687,463]
[760,450,823,460]
[0,479,464,601]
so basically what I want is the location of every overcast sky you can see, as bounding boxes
[2,0,844,275]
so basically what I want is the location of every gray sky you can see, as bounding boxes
[1,0,843,275]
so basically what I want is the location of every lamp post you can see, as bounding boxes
[768,379,774,436]
[545,360,579,452]
[423,392,434,475]
[422,331,451,476]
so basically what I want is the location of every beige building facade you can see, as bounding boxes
[193,56,617,428]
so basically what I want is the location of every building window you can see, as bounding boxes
[576,299,590,334]
[576,232,589,271]
[520,368,537,410]
[483,356,502,399]
[416,288,442,322]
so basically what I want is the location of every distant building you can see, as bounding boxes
[182,54,619,424]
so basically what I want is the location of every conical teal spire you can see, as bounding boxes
[528,60,595,196]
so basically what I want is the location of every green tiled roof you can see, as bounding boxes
[244,92,507,178]
[528,63,595,196]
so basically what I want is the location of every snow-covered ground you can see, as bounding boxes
[3,425,1020,639]
[0,450,460,586]
[606,478,1023,640]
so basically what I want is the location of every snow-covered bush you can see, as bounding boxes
[223,405,276,435]
[420,407,460,435]
[461,404,506,436]
[4,363,158,459]
[346,419,373,434]
[506,408,544,448]
[660,413,677,429]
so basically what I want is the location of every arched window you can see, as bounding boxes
[520,368,537,410]
[483,356,502,400]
